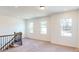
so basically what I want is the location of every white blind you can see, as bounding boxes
[29,22,34,33]
[40,20,47,34]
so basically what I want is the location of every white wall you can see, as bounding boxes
[77,10,79,48]
[25,10,79,48]
[0,16,25,37]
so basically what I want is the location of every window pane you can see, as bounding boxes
[29,22,34,33]
[40,20,47,34]
[40,28,47,34]
[61,18,72,36]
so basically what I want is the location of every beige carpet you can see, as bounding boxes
[4,38,79,52]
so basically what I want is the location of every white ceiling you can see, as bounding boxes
[0,6,79,19]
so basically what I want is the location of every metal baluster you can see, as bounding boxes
[0,37,1,48]
[7,36,9,49]
[3,37,5,51]
[6,36,8,49]
[0,37,2,49]
[3,37,6,50]
[4,36,9,50]
[5,37,7,50]
[1,37,2,50]
[2,37,4,51]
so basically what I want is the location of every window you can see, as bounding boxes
[29,22,34,33]
[40,20,47,34]
[61,18,72,36]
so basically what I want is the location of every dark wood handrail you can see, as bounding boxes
[0,34,14,37]
[0,32,22,37]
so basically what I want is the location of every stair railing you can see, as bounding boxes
[0,32,22,51]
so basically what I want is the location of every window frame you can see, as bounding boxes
[40,20,47,34]
[60,18,72,37]
[28,21,34,34]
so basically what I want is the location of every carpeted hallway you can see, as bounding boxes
[4,38,78,52]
